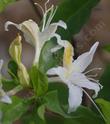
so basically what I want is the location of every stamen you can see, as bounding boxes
[87,74,98,78]
[34,3,45,15]
[84,68,102,75]
[81,88,106,122]
[45,5,54,27]
[45,0,50,12]
[46,6,58,27]
[88,78,103,89]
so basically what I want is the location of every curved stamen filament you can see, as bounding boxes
[81,88,106,122]
[87,74,98,78]
[84,68,102,75]
[88,78,103,89]
[46,6,58,27]
[45,0,50,12]
[34,3,45,15]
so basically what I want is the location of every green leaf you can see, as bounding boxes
[99,65,110,101]
[2,79,17,91]
[0,96,30,124]
[103,45,110,52]
[0,0,16,12]
[21,107,46,124]
[54,0,100,40]
[44,90,69,118]
[45,106,104,124]
[96,99,110,124]
[39,40,63,73]
[37,104,46,121]
[8,60,18,79]
[30,65,48,96]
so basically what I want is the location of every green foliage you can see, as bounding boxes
[99,65,110,101]
[0,96,30,124]
[96,99,110,124]
[39,39,63,73]
[30,65,48,96]
[54,0,100,40]
[0,0,16,12]
[44,90,69,118]
[8,60,18,80]
[103,45,110,52]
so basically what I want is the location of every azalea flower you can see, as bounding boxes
[47,41,102,113]
[0,60,12,104]
[5,1,67,64]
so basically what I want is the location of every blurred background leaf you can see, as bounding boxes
[0,0,16,12]
[0,96,31,124]
[99,64,110,101]
[96,99,110,124]
[103,45,110,52]
[53,0,100,40]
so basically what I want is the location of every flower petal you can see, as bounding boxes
[72,42,99,72]
[5,21,20,31]
[0,94,12,104]
[68,84,83,113]
[63,41,74,69]
[70,72,100,98]
[0,60,3,71]
[51,33,74,69]
[47,67,68,83]
[39,20,67,45]
[47,66,65,76]
[5,20,39,47]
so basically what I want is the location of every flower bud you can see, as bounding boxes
[17,63,30,87]
[9,35,22,65]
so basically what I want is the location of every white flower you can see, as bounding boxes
[47,41,102,113]
[5,1,67,64]
[0,60,12,104]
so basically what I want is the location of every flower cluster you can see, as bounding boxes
[0,0,103,115]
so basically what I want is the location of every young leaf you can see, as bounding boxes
[37,104,46,121]
[30,65,48,96]
[96,99,110,124]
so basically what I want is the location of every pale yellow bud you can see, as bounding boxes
[17,63,30,87]
[9,35,22,65]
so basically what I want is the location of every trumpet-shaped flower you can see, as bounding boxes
[47,41,102,113]
[5,1,67,64]
[0,60,12,104]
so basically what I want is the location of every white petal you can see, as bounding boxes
[19,20,39,47]
[68,84,83,113]
[5,21,20,31]
[0,95,12,104]
[5,20,40,47]
[47,66,65,76]
[0,60,3,71]
[39,20,67,45]
[70,72,100,98]
[72,42,99,72]
[53,33,68,47]
[51,45,62,53]
[47,67,68,83]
